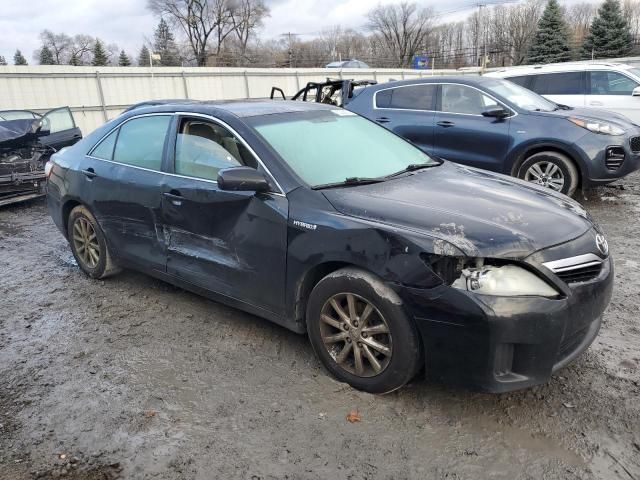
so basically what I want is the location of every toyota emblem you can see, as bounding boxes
[596,234,609,256]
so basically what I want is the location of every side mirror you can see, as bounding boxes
[217,166,270,192]
[482,107,510,119]
[632,86,640,97]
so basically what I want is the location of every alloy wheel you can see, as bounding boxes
[319,293,392,377]
[72,217,100,269]
[524,161,565,191]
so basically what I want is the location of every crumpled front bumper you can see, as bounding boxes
[397,257,613,393]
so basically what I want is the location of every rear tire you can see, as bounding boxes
[67,205,120,279]
[518,151,579,197]
[306,267,421,394]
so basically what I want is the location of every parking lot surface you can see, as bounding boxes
[1,175,639,480]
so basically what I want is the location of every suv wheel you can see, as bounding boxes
[518,151,579,196]
[67,205,120,279]
[306,267,421,394]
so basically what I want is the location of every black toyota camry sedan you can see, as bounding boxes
[46,100,613,394]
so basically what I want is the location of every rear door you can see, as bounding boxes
[587,70,640,123]
[432,83,511,172]
[370,83,437,153]
[160,115,288,316]
[528,71,586,108]
[82,114,173,271]
[39,107,82,150]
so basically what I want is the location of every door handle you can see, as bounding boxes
[375,117,391,124]
[81,168,96,179]
[163,191,183,206]
[437,121,455,128]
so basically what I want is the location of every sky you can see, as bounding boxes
[0,0,594,64]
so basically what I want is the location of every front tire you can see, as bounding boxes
[67,205,120,279]
[306,267,421,394]
[517,151,579,196]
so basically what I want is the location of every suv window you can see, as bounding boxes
[530,72,584,95]
[440,84,499,115]
[589,71,639,95]
[175,119,257,181]
[375,85,437,110]
[505,76,531,88]
[112,115,171,170]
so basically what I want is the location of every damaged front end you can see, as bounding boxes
[270,79,377,107]
[0,118,54,207]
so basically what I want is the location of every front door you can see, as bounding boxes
[40,107,83,150]
[432,83,511,172]
[161,116,288,315]
[371,83,437,153]
[587,70,640,123]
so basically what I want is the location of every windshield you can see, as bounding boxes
[250,110,438,187]
[485,80,557,112]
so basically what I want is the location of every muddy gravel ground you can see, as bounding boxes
[1,176,639,480]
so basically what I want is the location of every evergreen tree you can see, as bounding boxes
[153,18,180,66]
[138,45,151,66]
[13,50,27,65]
[39,46,56,65]
[582,0,633,59]
[527,0,571,64]
[69,52,80,66]
[118,50,132,66]
[92,39,108,66]
[0,56,7,66]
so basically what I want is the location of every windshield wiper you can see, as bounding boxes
[312,176,386,190]
[384,163,439,179]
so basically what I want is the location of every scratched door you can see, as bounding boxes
[160,174,289,316]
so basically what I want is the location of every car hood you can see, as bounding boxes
[321,162,593,258]
[530,106,638,129]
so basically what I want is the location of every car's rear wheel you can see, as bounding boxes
[518,151,579,196]
[306,267,421,394]
[67,205,120,279]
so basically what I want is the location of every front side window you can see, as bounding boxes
[440,84,499,115]
[530,72,584,95]
[174,118,256,181]
[43,107,76,133]
[376,85,437,111]
[112,115,171,170]
[589,71,639,95]
[251,110,438,187]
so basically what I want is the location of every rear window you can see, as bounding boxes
[375,85,437,110]
[530,72,585,95]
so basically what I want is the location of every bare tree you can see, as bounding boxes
[149,0,238,66]
[623,0,640,47]
[567,2,597,52]
[366,2,433,67]
[69,34,96,65]
[230,0,269,59]
[39,30,72,64]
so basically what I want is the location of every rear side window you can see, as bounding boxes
[530,72,585,95]
[376,85,437,110]
[589,71,639,95]
[112,115,171,171]
[91,129,118,160]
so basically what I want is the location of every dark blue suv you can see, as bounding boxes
[343,76,640,196]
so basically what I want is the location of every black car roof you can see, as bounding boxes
[125,99,336,118]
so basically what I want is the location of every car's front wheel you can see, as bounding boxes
[67,205,120,279]
[518,151,579,196]
[306,267,421,394]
